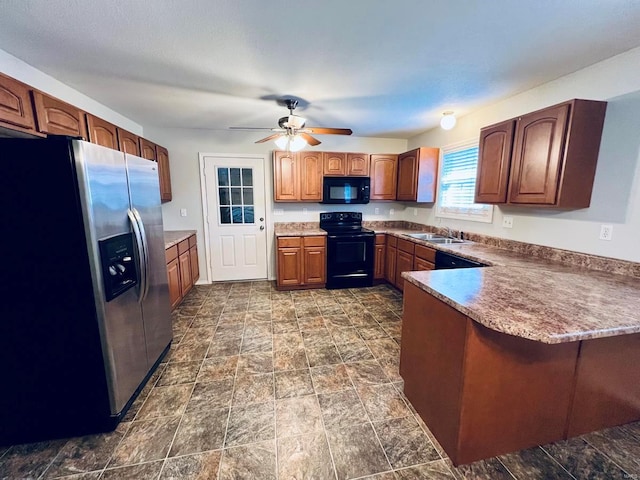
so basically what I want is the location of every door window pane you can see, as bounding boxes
[232,206,243,223]
[231,188,242,205]
[220,206,231,224]
[230,168,242,186]
[243,187,254,205]
[219,187,230,205]
[218,168,229,186]
[244,206,254,223]
[242,168,253,186]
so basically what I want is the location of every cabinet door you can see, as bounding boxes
[139,138,157,161]
[277,247,303,287]
[397,149,418,201]
[385,245,397,285]
[303,246,326,285]
[274,151,299,201]
[86,114,118,150]
[347,153,370,176]
[374,244,386,279]
[300,151,323,201]
[414,257,435,271]
[395,250,414,292]
[189,245,199,283]
[33,91,87,139]
[156,145,173,202]
[178,250,193,297]
[370,154,398,200]
[116,128,140,156]
[167,258,182,310]
[0,73,36,131]
[475,120,515,204]
[508,105,569,205]
[323,152,346,176]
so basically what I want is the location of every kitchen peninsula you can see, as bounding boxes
[400,253,640,466]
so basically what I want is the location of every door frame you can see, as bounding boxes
[199,152,270,283]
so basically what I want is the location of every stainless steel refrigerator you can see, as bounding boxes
[0,137,172,444]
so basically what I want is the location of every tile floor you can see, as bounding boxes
[1,281,640,479]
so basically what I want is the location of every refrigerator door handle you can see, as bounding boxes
[127,209,147,303]
[132,207,151,302]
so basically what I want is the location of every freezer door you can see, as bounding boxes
[125,154,172,368]
[73,141,149,415]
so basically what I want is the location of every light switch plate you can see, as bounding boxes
[180,208,187,217]
[273,209,284,216]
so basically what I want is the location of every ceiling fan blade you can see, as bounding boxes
[299,133,321,146]
[229,127,285,132]
[303,127,353,135]
[255,133,285,144]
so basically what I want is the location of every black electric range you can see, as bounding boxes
[320,212,375,289]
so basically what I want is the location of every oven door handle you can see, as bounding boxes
[327,234,374,240]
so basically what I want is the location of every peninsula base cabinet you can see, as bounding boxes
[276,236,326,290]
[400,282,640,466]
[166,234,199,310]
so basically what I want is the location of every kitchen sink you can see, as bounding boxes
[404,232,466,244]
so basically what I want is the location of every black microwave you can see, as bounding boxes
[321,176,370,204]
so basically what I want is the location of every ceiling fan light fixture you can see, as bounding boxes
[274,134,307,152]
[440,111,457,130]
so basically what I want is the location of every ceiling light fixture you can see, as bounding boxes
[440,111,457,130]
[274,134,307,152]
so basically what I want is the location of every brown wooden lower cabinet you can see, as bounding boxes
[385,236,397,285]
[166,233,199,310]
[276,236,326,290]
[400,282,640,465]
[374,234,386,280]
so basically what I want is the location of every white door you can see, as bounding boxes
[200,154,268,281]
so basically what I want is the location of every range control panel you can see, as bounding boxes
[320,212,362,222]
[98,233,137,302]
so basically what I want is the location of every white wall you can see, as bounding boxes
[407,47,640,262]
[0,49,142,134]
[145,126,408,281]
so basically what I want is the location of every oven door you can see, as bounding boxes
[326,234,374,288]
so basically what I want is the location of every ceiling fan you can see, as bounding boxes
[229,99,352,151]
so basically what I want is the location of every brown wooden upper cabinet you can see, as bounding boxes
[156,145,173,202]
[475,120,515,204]
[273,150,323,202]
[323,152,370,176]
[370,154,398,200]
[396,147,439,202]
[116,128,140,156]
[86,114,118,150]
[33,91,87,139]
[139,137,157,161]
[475,99,607,208]
[0,73,37,134]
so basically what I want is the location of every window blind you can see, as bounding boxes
[436,144,493,222]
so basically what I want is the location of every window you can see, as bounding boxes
[436,140,493,223]
[217,167,255,224]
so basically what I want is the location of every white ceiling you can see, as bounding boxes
[1,0,640,139]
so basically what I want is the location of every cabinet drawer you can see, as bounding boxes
[166,245,178,263]
[178,239,190,254]
[278,237,302,248]
[397,238,415,254]
[414,257,435,271]
[188,234,197,248]
[415,244,436,263]
[375,234,386,245]
[387,235,398,248]
[303,236,325,247]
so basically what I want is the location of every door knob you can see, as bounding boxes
[259,225,265,230]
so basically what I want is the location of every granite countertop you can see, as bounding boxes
[164,230,197,249]
[274,223,327,237]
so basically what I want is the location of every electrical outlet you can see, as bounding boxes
[273,209,284,216]
[180,208,187,217]
[413,208,418,216]
[502,216,514,228]
[374,207,379,214]
[599,224,613,241]
[390,208,395,216]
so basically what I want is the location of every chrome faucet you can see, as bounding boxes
[444,226,453,239]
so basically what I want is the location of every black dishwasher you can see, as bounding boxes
[435,251,485,269]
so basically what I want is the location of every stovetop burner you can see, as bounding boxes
[319,211,373,235]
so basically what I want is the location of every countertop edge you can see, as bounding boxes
[164,230,197,249]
